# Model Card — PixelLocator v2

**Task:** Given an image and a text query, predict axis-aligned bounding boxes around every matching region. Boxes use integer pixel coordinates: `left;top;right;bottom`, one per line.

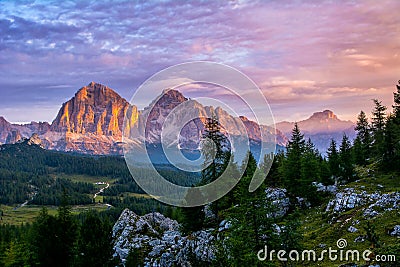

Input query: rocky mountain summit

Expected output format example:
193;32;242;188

276;110;355;153
51;82;138;137
276;110;354;134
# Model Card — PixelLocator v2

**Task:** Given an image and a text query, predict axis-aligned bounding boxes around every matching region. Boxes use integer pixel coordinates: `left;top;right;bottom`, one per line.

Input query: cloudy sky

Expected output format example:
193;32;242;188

0;0;399;124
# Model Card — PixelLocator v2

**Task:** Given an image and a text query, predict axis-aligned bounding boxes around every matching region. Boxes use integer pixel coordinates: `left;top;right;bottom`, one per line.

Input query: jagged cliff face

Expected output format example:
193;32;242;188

0;117;13;144
52;82;138;137
138;89;287;150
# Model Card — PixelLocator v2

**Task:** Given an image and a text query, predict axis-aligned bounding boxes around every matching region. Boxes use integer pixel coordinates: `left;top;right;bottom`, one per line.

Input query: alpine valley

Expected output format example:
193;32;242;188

1;82;399;267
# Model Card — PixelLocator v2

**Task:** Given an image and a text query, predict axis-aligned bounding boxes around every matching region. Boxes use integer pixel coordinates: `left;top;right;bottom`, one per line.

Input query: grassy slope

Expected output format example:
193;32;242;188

297;173;400;267
0;204;109;225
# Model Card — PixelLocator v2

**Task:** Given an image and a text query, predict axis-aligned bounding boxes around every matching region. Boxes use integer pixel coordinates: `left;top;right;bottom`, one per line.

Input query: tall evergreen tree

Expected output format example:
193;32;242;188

392;80;400;119
30;208;59;267
215;151;241;211
354;110;371;165
76;211;117;267
281;123;305;198
301;138;320;182
1;241;30;267
386;80;400;168
263;152;281;187
300;139;322;205
201;116;227;185
327;139;340;183
200;115;228;221
383;114;400;168
371;99;387;159
180;115;228;233
55;191;78;267
319;156;332;185
353;137;365;166
339;134;354;182
279;212;303;256
223;151;277;266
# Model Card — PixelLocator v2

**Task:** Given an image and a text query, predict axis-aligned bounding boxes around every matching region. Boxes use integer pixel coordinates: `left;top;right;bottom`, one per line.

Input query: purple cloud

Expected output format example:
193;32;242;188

0;0;399;123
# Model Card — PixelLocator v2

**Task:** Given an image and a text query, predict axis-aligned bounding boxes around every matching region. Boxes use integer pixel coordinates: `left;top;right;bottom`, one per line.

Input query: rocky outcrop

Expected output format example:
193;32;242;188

390;225;400;237
265;188;290;218
312;182;338;193
326;188;400;218
27;133;43;147
112;209;215;266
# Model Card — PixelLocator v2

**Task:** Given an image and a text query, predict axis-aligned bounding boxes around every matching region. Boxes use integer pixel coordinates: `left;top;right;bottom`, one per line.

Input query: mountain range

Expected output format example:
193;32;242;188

276;110;355;152
0;82;355;156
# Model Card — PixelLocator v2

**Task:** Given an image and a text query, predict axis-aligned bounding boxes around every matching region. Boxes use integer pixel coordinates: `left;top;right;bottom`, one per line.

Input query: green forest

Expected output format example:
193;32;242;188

0;82;400;266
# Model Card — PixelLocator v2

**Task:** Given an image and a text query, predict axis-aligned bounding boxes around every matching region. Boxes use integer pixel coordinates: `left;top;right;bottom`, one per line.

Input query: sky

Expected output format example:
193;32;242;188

0;0;399;124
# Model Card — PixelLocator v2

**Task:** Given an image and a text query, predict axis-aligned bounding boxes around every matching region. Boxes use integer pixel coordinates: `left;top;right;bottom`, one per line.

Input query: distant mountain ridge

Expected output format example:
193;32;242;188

276;110;354;134
275;110;356;153
0;82;287;156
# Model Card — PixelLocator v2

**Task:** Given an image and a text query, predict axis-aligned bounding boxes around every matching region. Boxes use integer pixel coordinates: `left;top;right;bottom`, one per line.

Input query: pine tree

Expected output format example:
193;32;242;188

279;212;302;254
319;156;332;185
354;110;371;165
327;139;340;183
214;151;241;211
386;80;400;168
200;115;228;221
383;114;400;168
30;208;59;267
76;211;117;267
301;138;320;182
55;190;78;267
281;123;305;199
339;134;354;182
1;241;28;267
300;138;322;205
201;116;227;185
393;80;400;119
371;99;387;159
263;152;281;187
353;137;365;166
180;187;205;234
364;220;381;249
223;151;277;266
